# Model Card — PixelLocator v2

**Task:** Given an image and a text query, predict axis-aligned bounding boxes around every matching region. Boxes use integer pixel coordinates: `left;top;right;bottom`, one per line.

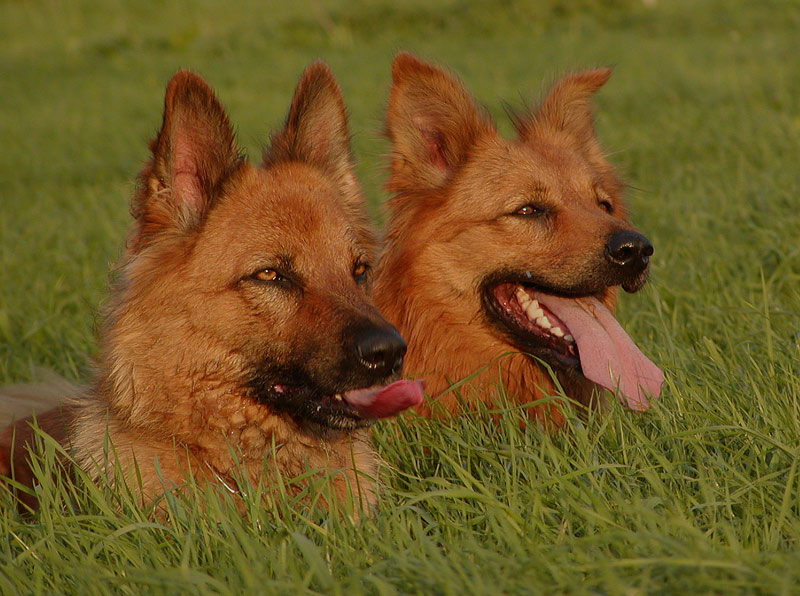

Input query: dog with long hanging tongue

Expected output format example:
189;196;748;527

512;288;663;411
374;53;664;425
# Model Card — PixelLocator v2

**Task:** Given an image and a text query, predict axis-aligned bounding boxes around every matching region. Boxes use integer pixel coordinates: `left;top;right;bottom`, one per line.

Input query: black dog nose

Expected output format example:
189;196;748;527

354;326;407;377
605;230;653;271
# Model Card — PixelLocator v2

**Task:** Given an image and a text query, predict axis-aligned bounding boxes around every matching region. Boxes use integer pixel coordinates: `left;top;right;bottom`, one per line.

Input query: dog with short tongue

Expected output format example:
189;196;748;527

373;54;663;426
0;63;424;515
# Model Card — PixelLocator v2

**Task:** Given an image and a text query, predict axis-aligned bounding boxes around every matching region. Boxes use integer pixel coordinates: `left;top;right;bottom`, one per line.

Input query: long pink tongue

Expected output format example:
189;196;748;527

341;379;424;419
533;293;663;411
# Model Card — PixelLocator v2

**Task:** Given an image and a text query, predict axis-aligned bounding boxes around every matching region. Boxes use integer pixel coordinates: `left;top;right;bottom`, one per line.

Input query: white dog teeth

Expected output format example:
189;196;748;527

516;288;532;309
334;394;343;402
515;285;573;342
526;304;543;320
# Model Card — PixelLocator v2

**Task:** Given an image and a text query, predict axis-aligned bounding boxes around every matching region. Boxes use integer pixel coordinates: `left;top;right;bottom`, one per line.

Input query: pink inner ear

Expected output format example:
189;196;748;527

422;128;448;172
171;131;205;213
173;171;204;213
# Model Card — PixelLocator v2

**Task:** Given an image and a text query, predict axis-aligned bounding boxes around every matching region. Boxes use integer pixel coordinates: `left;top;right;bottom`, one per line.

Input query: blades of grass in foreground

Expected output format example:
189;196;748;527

3;0;800;593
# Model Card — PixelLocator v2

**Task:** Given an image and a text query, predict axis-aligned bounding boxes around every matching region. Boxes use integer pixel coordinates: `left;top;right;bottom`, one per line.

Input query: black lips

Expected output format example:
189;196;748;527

243;322;407;432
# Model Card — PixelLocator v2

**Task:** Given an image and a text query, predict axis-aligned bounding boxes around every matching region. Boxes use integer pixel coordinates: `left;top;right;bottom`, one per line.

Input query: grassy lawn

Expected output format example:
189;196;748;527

2;0;800;593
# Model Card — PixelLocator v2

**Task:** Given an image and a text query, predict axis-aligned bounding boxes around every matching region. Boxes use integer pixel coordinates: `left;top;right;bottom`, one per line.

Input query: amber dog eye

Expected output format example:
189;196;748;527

353;262;369;282
514;204;546;218
252;269;281;283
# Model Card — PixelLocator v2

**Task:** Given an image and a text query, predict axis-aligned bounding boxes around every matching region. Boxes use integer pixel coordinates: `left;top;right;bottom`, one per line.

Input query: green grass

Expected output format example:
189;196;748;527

2;0;800;593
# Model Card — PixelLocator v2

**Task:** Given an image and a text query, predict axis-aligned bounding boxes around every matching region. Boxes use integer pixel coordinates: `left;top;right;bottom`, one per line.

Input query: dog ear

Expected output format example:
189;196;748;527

385;53;494;193
264;61;361;206
513;68;612;152
132;71;241;251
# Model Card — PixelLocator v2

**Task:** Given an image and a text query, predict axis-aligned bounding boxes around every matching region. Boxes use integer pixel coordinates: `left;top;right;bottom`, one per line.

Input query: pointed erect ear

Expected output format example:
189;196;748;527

385;53;494;193
132;70;241;251
264;62;361;204
513;68;612;150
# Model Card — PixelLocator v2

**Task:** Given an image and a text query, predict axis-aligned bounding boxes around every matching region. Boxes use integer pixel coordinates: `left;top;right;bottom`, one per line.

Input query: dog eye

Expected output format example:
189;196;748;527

251;268;282;283
353;262;369;283
599;200;613;214
513;204;546;218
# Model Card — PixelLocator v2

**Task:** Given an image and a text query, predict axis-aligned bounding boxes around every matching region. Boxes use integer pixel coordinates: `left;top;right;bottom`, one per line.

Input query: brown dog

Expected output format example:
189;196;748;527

373;53;662;426
0;63;423;512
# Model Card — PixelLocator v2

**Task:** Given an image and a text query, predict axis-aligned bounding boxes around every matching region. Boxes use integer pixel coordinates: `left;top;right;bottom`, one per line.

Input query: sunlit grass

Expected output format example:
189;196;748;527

2;0;800;593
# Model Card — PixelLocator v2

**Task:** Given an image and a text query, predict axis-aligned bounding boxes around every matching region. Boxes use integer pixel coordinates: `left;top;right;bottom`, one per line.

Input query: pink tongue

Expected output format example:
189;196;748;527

533;293;663;411
341;379;424;419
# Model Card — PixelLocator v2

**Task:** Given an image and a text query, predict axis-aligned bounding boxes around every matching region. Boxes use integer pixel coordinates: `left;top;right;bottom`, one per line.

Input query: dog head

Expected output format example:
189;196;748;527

102;64;422;442
375;54;662;417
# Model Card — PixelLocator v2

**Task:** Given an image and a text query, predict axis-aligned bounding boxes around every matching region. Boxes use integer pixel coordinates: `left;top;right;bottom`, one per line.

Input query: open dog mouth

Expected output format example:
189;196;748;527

484;281;663;411
263;379;424;430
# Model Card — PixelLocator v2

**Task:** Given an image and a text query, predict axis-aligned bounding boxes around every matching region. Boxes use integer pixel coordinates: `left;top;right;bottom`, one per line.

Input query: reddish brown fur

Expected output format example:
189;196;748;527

0;407;72;510
374;54;646;426
1;64;387;514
